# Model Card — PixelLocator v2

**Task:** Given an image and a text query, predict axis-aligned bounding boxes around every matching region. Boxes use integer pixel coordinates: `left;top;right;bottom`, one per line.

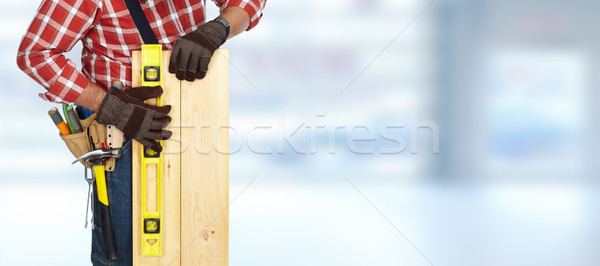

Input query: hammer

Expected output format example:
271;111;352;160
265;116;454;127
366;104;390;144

73;149;121;261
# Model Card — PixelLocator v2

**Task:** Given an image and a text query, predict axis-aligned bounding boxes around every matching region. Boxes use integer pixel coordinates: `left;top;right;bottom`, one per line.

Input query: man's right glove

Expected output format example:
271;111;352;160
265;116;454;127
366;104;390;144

97;86;172;152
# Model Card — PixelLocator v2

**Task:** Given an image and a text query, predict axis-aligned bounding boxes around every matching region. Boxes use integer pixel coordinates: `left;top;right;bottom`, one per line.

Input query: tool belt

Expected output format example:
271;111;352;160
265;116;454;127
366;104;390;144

59;113;116;171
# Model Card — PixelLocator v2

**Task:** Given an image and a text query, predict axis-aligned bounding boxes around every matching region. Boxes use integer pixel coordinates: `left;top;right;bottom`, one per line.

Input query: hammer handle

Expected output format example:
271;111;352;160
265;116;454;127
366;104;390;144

99;203;119;261
93;165;119;261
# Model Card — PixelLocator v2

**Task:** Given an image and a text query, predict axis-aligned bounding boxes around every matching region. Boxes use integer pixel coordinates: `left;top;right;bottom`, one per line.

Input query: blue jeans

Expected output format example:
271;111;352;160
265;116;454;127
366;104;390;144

91;138;133;266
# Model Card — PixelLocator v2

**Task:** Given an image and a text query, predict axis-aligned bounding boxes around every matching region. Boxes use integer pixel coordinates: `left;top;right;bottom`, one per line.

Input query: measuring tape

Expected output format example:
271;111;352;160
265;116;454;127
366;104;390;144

140;44;163;256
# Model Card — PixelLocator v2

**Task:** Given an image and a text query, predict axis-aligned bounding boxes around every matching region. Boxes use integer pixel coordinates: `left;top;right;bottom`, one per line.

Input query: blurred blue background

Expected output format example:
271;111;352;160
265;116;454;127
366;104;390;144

1;0;599;265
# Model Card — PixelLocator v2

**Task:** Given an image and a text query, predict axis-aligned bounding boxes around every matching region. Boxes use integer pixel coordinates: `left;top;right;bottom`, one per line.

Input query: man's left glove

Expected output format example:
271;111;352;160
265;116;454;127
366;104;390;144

168;20;229;82
96;86;172;153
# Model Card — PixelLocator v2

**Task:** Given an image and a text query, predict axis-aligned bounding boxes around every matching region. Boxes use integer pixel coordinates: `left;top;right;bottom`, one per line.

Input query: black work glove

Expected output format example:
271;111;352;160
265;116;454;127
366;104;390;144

97;86;172;153
168;20;228;82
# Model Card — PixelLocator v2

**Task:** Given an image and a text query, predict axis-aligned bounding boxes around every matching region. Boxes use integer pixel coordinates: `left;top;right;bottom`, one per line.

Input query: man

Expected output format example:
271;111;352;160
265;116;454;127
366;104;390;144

16;0;265;264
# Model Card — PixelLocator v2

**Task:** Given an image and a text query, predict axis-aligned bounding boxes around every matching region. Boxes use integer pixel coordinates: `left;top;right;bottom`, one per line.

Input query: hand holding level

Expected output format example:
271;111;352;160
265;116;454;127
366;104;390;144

96;86;172;153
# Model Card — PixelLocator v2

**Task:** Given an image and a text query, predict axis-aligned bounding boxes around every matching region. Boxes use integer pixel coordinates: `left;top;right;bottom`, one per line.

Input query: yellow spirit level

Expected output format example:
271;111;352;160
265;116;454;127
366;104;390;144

140;44;163;256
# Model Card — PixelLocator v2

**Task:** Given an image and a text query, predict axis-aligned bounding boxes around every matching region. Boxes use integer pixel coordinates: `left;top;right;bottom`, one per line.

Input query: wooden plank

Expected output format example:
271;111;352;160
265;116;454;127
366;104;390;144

180;49;229;266
132;51;181;265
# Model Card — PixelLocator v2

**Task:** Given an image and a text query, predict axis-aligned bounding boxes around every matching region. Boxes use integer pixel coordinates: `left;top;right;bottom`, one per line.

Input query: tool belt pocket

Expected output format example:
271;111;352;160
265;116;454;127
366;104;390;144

59;114;116;171
60;114;95;159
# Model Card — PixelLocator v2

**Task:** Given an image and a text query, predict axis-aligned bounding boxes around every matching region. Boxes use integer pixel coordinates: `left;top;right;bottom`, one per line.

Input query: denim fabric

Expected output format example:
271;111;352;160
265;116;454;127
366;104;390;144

91;138;133;266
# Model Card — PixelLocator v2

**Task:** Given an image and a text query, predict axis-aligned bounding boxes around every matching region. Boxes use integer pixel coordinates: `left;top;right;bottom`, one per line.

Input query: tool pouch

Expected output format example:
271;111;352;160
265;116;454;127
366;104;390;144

59;114;116;171
59;114;95;160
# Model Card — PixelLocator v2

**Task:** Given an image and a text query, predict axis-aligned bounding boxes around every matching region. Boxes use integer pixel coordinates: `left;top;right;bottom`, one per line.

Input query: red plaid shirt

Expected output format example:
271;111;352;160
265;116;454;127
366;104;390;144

17;0;265;104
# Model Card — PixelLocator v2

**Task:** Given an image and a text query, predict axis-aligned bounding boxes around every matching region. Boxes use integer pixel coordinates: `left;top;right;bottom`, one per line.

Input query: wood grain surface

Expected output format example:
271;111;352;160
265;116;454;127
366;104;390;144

132;49;229;266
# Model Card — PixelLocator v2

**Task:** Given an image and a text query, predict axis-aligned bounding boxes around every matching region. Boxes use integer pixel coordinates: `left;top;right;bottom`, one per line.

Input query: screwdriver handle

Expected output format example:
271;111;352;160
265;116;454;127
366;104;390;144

48;107;71;135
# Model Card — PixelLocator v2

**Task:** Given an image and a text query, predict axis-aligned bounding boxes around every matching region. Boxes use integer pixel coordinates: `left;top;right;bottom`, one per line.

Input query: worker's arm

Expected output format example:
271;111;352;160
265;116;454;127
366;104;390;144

169;1;266;82
214;0;266;32
74;82;106;112
16;0;103;104
218;6;251;39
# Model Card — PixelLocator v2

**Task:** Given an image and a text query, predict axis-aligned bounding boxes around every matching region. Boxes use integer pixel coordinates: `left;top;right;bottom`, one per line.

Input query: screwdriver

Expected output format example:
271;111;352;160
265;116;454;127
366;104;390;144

48;107;71;135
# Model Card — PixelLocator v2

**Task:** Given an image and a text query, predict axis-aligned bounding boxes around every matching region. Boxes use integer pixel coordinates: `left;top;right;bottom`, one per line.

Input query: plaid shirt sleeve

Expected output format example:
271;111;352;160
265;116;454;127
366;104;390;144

16;0;102;104
212;0;266;30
